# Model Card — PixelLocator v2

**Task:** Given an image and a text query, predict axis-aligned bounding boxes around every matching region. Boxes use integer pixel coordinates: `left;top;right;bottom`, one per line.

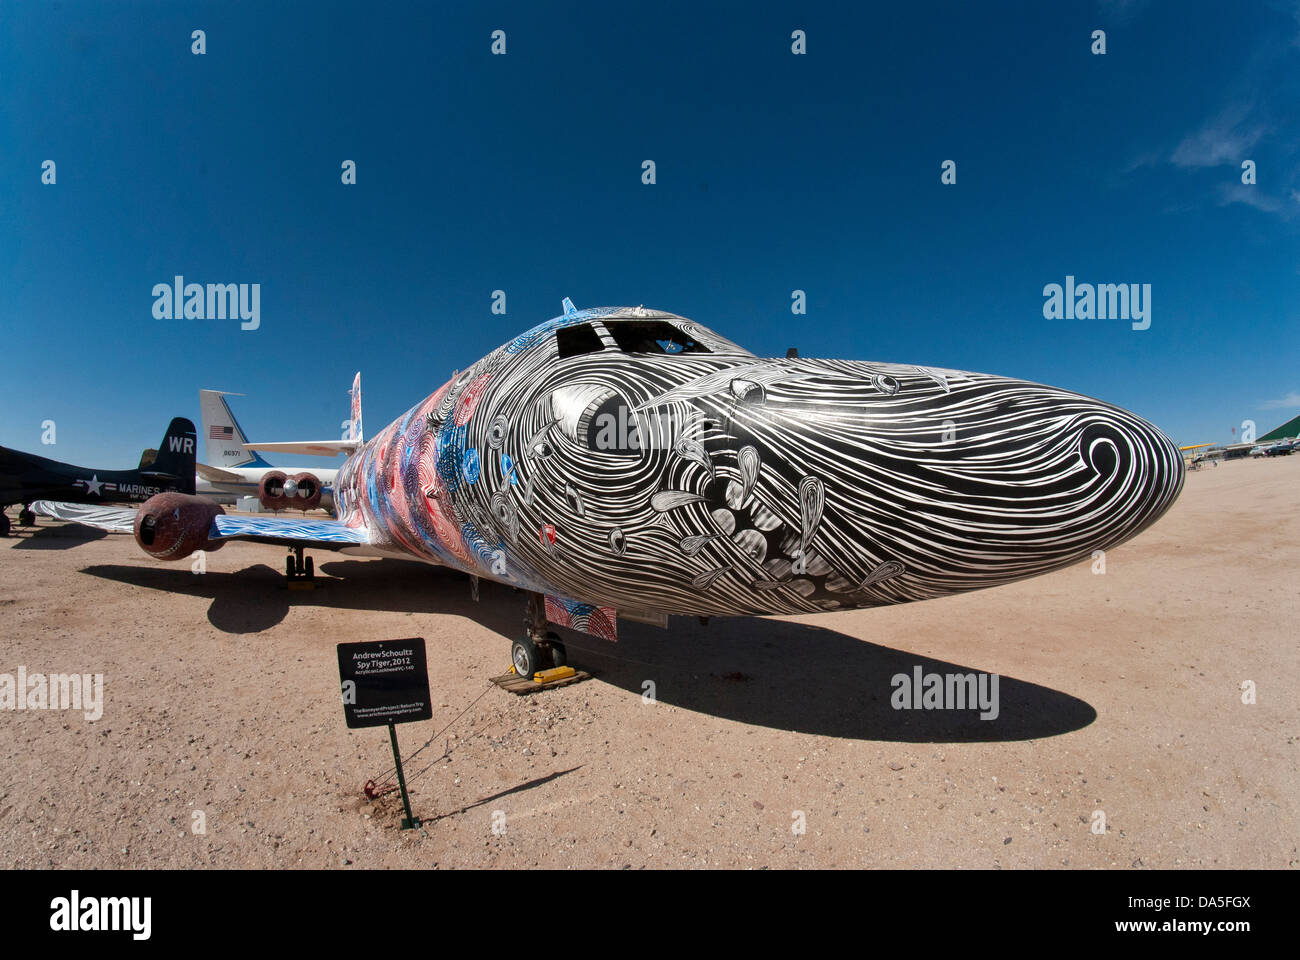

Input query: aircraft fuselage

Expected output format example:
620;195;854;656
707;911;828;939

1;448;189;508
332;307;1184;619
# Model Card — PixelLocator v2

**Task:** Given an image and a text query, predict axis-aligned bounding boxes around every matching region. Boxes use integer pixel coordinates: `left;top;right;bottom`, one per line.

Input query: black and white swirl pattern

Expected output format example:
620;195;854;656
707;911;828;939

343;308;1184;619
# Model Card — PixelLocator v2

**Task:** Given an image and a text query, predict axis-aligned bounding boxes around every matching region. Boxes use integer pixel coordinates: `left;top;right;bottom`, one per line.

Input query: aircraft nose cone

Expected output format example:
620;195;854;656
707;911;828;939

720;361;1185;604
836;369;1187;588
1011;400;1184;565
1068;403;1185;544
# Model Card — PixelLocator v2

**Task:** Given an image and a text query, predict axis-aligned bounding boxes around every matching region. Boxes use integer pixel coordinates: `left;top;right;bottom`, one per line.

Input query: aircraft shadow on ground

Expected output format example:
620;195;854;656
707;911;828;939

10;524;108;549
81;558;1097;743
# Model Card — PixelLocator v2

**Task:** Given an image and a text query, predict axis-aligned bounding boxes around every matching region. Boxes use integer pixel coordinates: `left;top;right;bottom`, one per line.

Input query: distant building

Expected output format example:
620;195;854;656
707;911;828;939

1199;443;1252;461
1259;414;1300;444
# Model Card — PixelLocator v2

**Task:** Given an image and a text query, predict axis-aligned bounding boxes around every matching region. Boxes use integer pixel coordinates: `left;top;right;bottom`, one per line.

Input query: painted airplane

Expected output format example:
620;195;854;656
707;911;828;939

36;302;1184;679
2;418;196;537
195;376;362;513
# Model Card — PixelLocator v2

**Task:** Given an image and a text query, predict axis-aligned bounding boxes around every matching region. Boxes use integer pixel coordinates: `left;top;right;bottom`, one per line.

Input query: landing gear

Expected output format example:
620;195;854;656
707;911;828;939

0;511;9;537
18;505;36;527
286;546;314;582
511;637;543;680
512;592;569;679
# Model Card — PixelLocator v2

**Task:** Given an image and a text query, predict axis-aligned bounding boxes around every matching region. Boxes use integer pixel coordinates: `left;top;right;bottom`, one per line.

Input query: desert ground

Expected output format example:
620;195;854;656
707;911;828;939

1;455;1296;869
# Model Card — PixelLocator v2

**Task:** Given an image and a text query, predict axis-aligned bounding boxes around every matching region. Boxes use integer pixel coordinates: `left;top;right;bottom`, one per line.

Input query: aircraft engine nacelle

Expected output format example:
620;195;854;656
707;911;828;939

288;472;322;510
134;492;225;561
258;470;322;511
258;470;290;510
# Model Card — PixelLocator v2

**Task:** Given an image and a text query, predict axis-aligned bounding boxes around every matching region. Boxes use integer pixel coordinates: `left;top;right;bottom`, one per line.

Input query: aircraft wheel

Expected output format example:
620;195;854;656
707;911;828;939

304;556;314;580
286;555;296;579
18;508;35;527
511;637;542;681
0;513;9;537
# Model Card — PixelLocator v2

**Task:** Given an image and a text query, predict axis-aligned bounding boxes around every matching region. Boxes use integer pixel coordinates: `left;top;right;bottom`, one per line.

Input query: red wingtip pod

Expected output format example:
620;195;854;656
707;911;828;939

289;472;323;511
258;470;289;510
134;492;225;560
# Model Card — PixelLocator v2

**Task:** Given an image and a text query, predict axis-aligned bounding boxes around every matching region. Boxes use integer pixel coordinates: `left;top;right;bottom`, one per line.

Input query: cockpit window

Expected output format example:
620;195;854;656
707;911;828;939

606;321;711;355
556;323;606;358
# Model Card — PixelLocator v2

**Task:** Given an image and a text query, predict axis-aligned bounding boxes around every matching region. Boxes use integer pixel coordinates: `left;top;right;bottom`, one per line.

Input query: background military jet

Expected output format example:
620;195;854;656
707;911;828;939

1;418;196;536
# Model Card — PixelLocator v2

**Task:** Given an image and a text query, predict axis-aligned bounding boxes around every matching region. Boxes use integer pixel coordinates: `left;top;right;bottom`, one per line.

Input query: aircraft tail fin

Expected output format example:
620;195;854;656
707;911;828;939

144;418;198;494
199;389;272;468
345;372;363;445
244;372;366;459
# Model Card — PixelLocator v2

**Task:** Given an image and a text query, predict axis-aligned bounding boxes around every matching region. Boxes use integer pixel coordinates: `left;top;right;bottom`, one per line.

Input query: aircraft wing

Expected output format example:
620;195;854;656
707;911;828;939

32;500;367;550
210;513;367;548
244;440;359;457
196;462;246;483
31;501;137;533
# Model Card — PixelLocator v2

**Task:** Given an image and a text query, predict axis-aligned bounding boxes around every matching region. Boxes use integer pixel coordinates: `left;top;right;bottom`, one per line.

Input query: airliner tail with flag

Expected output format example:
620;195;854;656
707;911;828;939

193;374;361;512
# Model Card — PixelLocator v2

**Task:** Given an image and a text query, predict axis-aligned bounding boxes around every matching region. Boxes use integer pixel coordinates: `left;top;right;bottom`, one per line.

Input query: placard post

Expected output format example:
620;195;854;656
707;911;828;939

387;721;419;830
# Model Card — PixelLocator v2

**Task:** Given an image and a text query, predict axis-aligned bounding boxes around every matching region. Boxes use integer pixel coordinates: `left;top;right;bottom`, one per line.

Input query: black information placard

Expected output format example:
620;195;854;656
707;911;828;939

337;638;432;729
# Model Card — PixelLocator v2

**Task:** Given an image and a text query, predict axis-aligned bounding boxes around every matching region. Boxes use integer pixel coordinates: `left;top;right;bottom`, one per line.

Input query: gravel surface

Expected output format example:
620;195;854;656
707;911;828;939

1;455;1296;869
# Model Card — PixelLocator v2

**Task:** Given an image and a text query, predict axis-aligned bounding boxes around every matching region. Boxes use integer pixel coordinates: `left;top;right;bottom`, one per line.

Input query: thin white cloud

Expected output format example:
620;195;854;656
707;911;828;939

1170;103;1267;168
1151;6;1300;225
1262;391;1300;410
1122;150;1163;173
1218;182;1285;213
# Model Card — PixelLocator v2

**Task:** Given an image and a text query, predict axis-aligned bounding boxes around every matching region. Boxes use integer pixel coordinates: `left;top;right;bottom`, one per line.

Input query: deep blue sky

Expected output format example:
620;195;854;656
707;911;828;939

2;0;1298;468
